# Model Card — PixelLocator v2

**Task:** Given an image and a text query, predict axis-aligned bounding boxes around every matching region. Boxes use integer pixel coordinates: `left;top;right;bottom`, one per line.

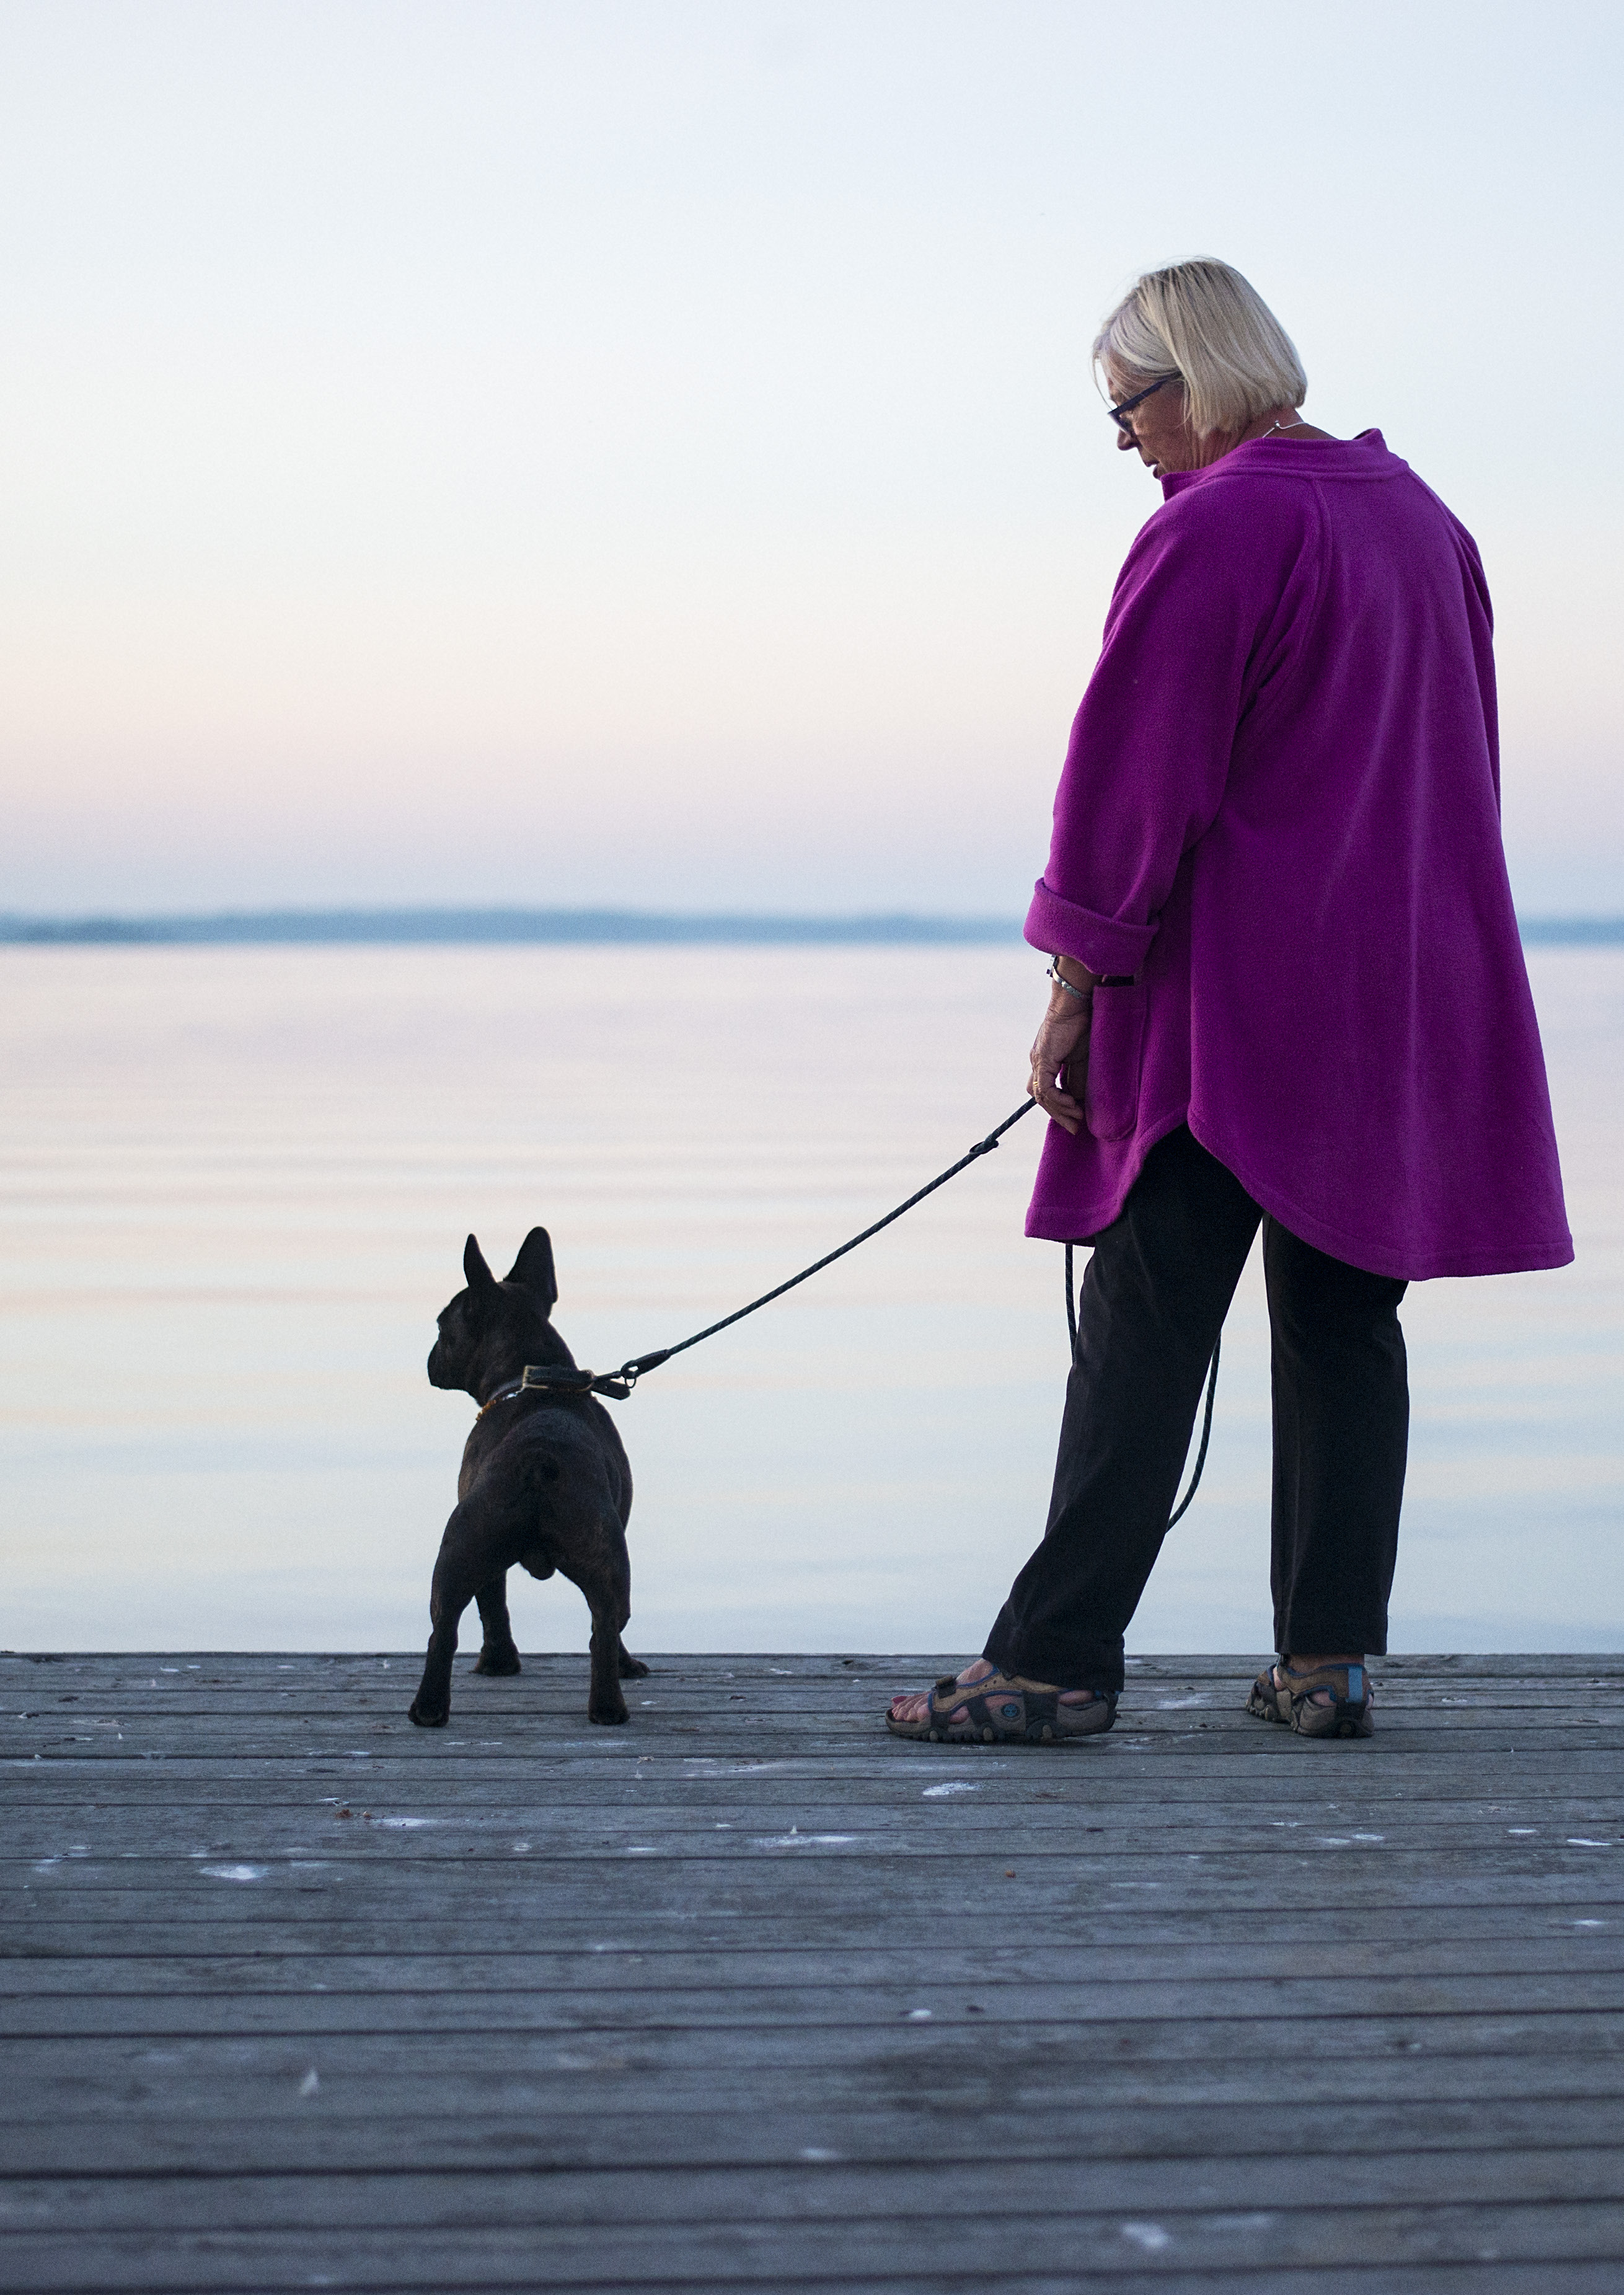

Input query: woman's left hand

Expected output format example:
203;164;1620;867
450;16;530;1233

1029;971;1095;1135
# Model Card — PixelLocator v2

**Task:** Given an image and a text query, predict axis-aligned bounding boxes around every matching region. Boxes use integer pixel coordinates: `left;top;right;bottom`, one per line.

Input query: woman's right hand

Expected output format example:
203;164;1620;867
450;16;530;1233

1029;964;1096;1136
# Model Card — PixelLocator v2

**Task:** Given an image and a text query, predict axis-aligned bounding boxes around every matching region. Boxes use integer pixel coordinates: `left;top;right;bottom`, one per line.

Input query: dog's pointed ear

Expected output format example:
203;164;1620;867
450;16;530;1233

464;1234;497;1291
505;1227;558;1309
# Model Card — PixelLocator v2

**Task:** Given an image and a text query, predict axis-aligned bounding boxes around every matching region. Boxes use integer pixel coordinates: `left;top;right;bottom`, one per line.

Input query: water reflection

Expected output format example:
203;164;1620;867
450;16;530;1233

1;945;1617;1652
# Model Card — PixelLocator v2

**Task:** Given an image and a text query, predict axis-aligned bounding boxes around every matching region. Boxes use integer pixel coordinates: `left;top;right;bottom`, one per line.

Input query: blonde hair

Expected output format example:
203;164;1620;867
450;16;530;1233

1094;259;1308;439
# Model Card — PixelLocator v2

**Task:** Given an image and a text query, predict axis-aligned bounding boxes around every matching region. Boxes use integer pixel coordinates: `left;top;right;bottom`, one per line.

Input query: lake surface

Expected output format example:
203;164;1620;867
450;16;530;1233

2;944;1619;1655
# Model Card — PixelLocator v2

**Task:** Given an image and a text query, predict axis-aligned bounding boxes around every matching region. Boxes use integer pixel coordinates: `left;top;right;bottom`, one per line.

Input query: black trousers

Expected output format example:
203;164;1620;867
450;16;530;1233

983;1126;1408;1694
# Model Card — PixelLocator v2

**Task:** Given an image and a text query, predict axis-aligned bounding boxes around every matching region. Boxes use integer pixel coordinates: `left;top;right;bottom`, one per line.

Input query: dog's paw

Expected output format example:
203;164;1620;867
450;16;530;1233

588;1700;629;1727
474;1647;523;1676
617;1652;651;1679
408;1698;449;1728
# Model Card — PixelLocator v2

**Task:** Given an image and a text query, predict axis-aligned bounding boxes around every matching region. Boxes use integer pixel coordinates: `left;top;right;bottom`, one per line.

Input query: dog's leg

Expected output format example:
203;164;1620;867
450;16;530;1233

567;1543;632;1725
617;1637;650;1679
473;1573;523;1676
409;1501;514;1727
588;1606;630;1723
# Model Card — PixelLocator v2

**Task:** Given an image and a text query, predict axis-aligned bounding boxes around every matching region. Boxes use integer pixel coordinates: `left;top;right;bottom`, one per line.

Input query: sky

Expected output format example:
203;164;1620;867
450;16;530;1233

2;0;1620;918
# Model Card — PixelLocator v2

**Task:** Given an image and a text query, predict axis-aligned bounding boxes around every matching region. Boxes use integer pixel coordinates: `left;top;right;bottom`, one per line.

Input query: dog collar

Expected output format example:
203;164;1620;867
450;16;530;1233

475;1380;527;1420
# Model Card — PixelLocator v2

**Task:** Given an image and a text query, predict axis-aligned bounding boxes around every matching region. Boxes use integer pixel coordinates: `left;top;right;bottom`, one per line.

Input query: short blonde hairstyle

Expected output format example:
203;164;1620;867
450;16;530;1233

1094;259;1308;439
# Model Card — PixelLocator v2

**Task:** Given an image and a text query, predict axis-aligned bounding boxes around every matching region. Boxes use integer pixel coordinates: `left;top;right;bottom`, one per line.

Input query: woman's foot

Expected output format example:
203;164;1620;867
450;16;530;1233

1278;1652;1366;1708
889;1658;1103;1728
886;1659;1115;1743
1248;1654;1374;1738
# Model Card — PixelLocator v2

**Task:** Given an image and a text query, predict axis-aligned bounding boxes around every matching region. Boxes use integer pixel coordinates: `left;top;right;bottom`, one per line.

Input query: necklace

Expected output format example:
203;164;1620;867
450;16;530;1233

1260;415;1310;440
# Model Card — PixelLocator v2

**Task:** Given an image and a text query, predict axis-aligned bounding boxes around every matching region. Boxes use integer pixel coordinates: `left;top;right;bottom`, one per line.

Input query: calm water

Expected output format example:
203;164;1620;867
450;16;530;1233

2;945;1619;1654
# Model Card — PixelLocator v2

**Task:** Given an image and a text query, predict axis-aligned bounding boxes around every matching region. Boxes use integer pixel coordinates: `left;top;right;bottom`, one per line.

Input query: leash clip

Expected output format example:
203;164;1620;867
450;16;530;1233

519;1362;637;1403
519;1363;595;1397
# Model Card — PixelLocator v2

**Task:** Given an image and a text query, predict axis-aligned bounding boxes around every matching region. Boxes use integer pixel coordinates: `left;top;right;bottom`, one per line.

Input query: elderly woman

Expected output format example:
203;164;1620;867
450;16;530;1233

889;258;1571;1747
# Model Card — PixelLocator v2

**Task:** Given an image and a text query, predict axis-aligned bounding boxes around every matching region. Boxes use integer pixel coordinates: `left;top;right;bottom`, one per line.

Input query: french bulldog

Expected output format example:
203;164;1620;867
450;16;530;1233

408;1228;647;1728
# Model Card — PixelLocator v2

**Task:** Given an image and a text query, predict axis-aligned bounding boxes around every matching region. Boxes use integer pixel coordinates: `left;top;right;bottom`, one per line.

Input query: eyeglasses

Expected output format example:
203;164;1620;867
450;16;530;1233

1109;373;1180;431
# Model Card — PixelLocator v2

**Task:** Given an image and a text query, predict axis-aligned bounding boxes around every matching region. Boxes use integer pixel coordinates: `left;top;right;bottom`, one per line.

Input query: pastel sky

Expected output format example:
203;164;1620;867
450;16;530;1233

2;0;1620;916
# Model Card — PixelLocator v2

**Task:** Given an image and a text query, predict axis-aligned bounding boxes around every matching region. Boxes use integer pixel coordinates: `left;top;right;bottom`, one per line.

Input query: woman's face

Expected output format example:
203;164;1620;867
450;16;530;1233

1105;363;1216;477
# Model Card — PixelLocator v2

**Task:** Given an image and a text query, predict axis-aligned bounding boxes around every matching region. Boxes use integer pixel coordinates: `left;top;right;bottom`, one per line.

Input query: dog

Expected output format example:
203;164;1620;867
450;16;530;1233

408;1228;648;1729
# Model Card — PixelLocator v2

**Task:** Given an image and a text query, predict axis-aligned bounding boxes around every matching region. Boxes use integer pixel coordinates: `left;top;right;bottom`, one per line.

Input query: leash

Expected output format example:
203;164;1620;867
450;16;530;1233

1065;1241;1220;1526
517;1095;1220;1527
519;1098;1040;1401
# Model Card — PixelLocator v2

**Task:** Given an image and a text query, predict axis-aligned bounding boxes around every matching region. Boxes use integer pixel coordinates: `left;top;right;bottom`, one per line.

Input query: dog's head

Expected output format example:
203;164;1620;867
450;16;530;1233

427;1228;575;1398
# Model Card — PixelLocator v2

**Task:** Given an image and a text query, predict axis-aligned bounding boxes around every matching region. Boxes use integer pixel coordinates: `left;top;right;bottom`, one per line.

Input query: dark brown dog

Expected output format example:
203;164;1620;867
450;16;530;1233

408;1229;647;1728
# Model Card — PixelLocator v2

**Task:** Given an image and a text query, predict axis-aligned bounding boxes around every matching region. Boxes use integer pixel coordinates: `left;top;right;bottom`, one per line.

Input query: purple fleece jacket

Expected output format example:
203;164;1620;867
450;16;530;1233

1025;430;1572;1280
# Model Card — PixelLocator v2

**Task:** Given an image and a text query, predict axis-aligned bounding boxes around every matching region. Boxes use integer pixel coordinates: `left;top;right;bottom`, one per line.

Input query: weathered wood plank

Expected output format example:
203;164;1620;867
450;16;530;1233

9;1903;1620;1960
1;1760;1617;1803
7;2087;1624;2167
8;2147;1624;2230
9;1684;1623;1721
8;1770;1623;1808
5;2195;1624;2289
10;1766;1620;1804
7;1934;1623;1994
6;2014;1624;2110
6;1775;1618;1811
9;1967;1624;2038
0;2094;1617;2175
12;2269;1624;2295
17;2064;1624;2135
10;1895;1623;1953
12;1815;1620;1860
6;2271;1611;2295
9;1808;1613;1853
10;1864;1623;1922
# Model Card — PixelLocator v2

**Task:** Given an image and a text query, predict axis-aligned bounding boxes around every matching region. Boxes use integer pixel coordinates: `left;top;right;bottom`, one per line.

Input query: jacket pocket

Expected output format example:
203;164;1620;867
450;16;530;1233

1084;981;1147;1142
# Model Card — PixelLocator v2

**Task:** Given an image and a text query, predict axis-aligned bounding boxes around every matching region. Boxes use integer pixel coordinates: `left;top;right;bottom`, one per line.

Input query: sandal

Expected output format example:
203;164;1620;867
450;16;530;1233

886;1669;1118;1745
1247;1657;1374;1740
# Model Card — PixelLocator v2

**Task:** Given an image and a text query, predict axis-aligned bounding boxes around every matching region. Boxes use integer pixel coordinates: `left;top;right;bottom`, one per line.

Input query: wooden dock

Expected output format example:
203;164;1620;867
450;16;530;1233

3;1650;1623;2290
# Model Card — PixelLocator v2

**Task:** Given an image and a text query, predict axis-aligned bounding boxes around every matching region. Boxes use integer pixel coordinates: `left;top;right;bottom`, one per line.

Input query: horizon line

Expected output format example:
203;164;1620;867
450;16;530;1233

0;904;1023;947
0;905;1620;947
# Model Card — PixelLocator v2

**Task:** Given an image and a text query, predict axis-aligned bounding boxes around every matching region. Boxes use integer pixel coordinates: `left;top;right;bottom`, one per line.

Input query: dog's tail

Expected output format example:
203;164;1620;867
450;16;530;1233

498;1447;565;1585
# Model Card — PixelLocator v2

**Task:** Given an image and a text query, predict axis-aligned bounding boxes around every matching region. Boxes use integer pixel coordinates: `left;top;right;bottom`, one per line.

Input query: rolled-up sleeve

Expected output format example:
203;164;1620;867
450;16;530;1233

1024;880;1159;976
1025;495;1271;971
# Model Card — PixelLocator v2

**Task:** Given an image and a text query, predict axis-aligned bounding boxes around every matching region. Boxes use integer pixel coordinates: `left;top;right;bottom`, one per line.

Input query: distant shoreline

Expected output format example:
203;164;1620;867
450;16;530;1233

0;908;1019;947
0;907;1618;947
